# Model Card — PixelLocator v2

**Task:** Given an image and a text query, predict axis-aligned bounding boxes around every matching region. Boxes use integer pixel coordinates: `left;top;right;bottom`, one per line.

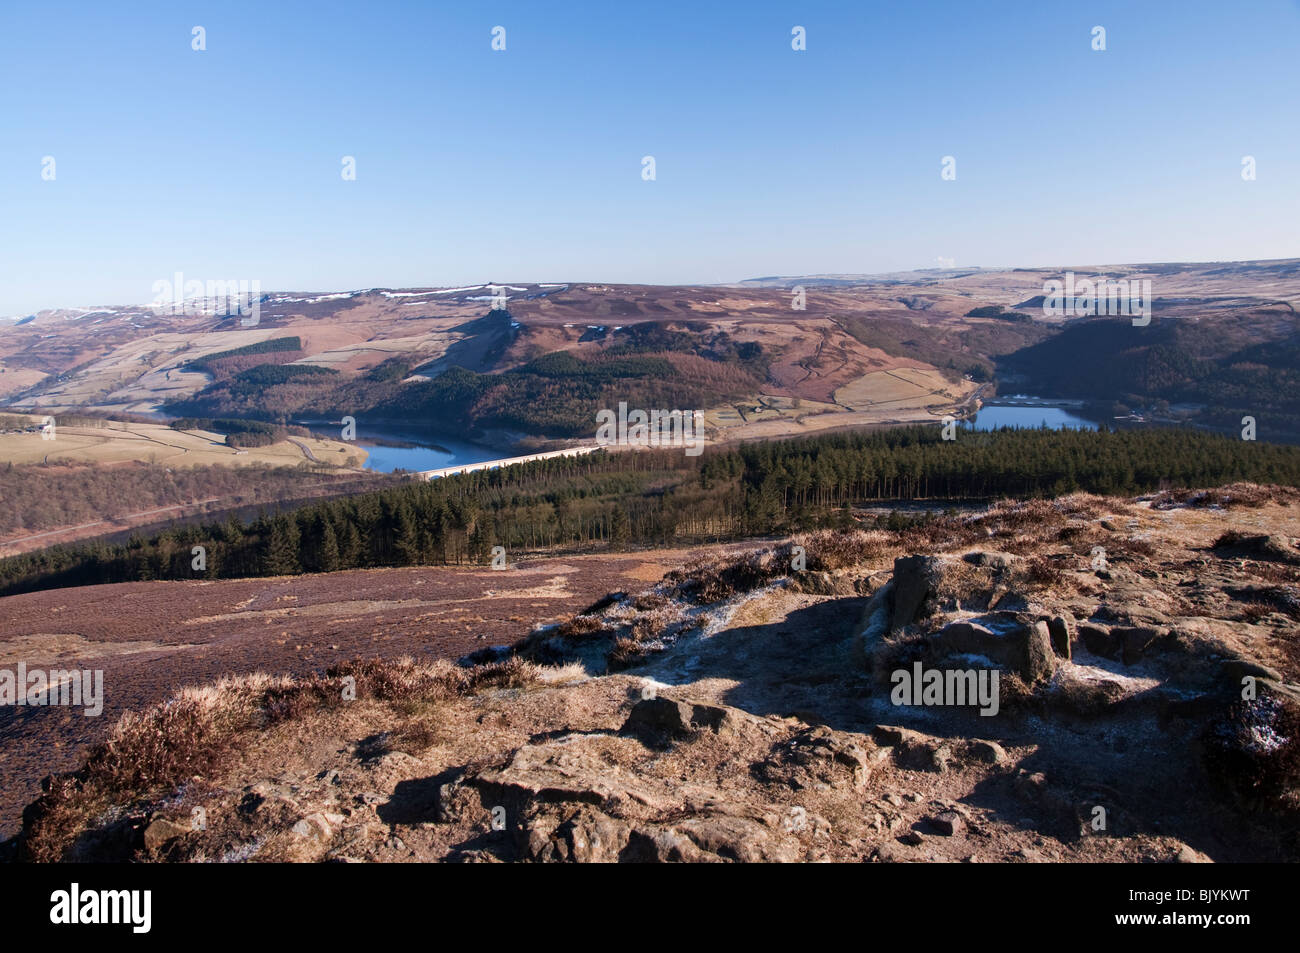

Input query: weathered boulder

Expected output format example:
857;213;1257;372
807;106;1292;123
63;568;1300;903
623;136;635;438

291;813;334;843
929;810;964;837
683;702;747;736
528;807;632;863
755;725;874;790
436;735;668;826
872;725;953;773
963;551;1018;571
1077;622;1119;659
1174;842;1212;864
622;826;716;862
1047;616;1073;659
855;581;895;672
890;555;950;631
672;814;800;863
1112;625;1170;665
990;590;1032;612
872;724;928;747
620;697;747;744
142;817;190;851
963;739;1009;765
562;809;808;863
620;697;695;739
1213;533;1300;565
931;615;1057;683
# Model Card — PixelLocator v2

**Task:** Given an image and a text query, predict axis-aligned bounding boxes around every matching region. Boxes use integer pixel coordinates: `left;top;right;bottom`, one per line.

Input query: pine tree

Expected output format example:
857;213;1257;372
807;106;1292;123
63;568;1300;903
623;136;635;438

394;504;422;565
609;505;628;546
318;520;340;572
338;520;363;568
303;513;341;573
260;515;301;576
222;514;244;544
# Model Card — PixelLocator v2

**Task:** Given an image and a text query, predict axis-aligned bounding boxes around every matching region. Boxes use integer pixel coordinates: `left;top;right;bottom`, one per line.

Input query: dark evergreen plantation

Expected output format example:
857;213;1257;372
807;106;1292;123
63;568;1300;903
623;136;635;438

3;425;1298;597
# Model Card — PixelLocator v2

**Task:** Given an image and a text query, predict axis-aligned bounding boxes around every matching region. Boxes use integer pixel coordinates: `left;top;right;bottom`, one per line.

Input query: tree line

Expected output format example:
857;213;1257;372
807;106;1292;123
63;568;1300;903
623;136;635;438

2;425;1298;597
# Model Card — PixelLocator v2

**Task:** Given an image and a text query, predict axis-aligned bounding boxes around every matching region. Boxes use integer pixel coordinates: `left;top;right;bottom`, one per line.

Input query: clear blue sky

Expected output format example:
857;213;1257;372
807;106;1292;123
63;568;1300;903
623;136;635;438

3;0;1299;314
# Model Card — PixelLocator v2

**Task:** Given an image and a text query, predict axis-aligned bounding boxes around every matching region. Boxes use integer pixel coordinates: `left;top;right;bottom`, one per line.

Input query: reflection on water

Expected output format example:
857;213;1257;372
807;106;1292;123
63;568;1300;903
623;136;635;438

302;423;511;473
969;403;1098;431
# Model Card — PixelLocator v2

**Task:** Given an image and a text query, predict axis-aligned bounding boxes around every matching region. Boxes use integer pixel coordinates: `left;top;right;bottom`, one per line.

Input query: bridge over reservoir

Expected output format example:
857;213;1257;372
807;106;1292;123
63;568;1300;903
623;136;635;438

416;445;603;480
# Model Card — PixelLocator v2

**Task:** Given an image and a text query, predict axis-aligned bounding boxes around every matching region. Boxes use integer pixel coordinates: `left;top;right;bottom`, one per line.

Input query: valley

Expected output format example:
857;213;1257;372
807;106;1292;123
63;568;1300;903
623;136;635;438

5;261;1297;450
3;259;1299;868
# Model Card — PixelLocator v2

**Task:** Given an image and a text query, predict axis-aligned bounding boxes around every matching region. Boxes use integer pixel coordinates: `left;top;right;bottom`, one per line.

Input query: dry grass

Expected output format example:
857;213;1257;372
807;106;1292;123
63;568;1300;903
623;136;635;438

608;636;649;670
798;529;895;571
897;516;985;553
1117;537;1158;559
1249;563;1300;585
983;498;1070;536
666;546;794;604
547;614;615;641
1229;585;1300;622
631;591;672;612
1018;554;1066;590
607;606;706;672
18;655;542;861
1242;602;1274;624
932;559;990;606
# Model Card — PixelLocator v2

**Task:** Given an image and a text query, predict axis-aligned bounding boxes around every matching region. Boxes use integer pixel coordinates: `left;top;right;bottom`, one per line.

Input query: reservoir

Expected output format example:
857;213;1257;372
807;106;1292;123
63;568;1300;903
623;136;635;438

300;422;512;473
303;396;1098;473
968;400;1098;432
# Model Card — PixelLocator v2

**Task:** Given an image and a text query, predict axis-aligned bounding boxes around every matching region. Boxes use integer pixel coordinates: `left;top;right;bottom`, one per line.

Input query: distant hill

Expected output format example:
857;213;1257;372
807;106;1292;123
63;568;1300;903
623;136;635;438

3;259;1299;442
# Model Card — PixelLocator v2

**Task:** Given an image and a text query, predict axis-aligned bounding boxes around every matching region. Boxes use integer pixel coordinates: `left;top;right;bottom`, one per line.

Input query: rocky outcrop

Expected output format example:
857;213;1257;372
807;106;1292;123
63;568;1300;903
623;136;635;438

1212;533;1300;565
755;725;878;790
931;615;1057;684
434;728;808;863
1046;616;1073;659
620;697;750;745
1077;621;1172;665
1077;621;1117;658
871;725;1009;774
13;493;1300;865
963;551;1018;571
890;555;951;631
142;817;190;852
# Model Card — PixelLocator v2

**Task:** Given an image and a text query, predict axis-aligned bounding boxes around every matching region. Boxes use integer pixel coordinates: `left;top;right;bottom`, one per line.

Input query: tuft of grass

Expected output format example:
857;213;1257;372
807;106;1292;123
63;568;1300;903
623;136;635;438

1242;602;1273;623
549;614;614;640
666;545;793;604
798;529;895;571
1019;554;1065;589
608;636;649;670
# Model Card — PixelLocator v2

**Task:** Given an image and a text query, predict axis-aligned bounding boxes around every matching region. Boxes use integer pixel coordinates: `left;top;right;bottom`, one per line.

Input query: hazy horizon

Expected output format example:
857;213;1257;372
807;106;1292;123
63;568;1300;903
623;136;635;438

13;252;1300;317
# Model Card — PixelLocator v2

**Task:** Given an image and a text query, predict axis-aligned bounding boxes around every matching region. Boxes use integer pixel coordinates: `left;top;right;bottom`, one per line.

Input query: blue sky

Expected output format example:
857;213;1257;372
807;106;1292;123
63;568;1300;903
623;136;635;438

3;0;1299;313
